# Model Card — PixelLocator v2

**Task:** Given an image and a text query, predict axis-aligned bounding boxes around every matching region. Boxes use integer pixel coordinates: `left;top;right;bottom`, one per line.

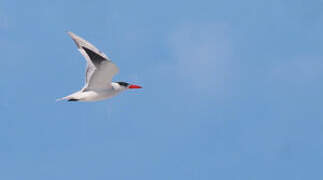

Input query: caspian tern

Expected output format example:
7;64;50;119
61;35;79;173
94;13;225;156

57;32;142;102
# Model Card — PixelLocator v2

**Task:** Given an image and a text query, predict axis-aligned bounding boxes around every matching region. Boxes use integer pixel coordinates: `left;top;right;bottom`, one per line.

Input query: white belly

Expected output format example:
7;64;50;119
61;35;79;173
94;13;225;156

77;89;120;102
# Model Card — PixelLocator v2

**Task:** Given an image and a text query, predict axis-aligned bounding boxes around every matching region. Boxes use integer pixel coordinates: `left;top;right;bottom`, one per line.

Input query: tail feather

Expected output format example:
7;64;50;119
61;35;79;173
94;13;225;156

56;91;82;102
56;96;69;102
56;92;80;102
56;97;80;102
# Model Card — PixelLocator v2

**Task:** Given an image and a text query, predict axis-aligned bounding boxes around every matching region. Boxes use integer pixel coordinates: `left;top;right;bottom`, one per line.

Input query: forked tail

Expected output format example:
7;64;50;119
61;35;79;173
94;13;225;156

56;91;83;102
56;97;79;102
56;95;79;102
56;96;68;102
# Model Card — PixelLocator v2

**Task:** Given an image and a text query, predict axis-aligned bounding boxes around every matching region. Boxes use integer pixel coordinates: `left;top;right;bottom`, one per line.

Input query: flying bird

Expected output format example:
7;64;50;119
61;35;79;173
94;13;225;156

57;32;142;102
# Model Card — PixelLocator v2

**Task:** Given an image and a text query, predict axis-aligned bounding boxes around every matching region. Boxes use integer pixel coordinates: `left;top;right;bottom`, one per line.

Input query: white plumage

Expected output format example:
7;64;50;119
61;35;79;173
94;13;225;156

57;32;141;102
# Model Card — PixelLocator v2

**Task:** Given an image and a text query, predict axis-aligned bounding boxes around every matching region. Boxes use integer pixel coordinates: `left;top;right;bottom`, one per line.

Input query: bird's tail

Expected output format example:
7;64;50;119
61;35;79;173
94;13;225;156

56;96;80;102
56;96;69;102
56;92;81;102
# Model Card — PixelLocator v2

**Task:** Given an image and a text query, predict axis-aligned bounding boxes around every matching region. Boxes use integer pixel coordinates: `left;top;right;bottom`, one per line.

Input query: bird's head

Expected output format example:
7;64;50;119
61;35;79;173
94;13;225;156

116;82;142;90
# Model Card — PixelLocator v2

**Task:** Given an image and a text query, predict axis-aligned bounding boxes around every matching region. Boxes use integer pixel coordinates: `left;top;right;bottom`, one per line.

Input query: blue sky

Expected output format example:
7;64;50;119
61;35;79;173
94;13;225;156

1;0;323;179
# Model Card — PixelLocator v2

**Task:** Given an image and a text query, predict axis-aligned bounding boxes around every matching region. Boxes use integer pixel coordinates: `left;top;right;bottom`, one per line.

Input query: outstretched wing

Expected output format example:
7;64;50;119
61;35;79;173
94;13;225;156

67;31;119;90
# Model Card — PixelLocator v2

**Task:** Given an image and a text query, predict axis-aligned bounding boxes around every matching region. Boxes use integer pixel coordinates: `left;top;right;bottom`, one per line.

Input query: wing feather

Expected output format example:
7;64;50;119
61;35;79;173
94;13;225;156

67;31;119;90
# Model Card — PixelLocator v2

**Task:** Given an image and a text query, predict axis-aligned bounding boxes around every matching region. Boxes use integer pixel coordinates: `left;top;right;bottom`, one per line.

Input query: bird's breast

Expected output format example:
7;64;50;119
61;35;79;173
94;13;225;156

80;89;120;101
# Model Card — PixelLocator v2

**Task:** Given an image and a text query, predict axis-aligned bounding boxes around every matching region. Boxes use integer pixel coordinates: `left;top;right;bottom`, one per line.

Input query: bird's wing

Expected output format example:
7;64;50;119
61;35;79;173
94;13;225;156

67;31;119;90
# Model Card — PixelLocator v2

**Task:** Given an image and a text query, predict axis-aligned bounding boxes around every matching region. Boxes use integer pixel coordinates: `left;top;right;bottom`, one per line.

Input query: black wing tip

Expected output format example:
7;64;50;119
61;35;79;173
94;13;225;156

82;46;107;64
68;98;79;102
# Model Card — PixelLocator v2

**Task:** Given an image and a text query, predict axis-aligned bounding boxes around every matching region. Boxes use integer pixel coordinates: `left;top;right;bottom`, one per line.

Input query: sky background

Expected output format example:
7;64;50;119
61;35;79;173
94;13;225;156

1;0;323;179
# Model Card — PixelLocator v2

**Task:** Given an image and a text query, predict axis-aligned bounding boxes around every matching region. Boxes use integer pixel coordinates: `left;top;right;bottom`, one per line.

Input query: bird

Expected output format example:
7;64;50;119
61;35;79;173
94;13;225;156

57;31;142;102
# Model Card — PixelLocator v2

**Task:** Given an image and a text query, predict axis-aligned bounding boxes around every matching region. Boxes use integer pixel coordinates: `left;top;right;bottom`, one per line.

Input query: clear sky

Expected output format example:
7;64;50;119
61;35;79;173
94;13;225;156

1;0;323;179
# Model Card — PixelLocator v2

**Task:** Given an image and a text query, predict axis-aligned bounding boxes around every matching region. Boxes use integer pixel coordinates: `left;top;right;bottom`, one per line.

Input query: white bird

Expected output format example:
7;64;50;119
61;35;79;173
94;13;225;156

57;32;142;102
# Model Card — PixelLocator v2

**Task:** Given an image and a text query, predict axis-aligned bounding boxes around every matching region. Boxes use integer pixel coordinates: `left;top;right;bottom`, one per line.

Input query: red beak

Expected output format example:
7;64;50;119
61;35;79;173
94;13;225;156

128;84;142;89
